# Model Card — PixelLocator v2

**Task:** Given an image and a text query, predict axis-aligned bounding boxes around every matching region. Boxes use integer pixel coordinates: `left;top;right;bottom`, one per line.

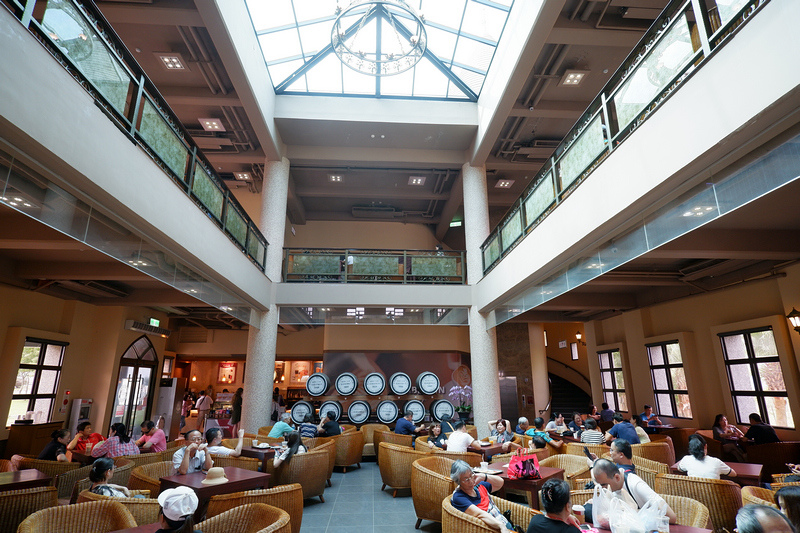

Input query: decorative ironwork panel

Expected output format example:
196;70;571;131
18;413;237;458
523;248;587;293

483;236;500;269
500;210;522;252
138;98;189;179
352;255;399;276
224;202;247;247
557;114;605;190
412;256;457;276
291;255;340;275
192;165;223;220
523;172;556;227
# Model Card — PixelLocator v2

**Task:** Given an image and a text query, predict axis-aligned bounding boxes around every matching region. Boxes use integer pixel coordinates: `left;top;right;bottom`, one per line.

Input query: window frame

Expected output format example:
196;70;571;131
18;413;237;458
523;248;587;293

597;348;628;412
718;326;794;429
646;339;692;419
9;337;67;426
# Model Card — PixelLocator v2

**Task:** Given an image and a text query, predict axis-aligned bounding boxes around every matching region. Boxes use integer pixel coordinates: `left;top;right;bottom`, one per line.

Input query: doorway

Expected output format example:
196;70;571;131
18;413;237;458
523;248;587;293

111;336;158;439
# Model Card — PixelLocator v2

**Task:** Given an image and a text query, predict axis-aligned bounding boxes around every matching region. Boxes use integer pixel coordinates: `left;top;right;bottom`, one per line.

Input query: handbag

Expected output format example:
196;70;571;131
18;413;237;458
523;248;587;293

507;449;541;480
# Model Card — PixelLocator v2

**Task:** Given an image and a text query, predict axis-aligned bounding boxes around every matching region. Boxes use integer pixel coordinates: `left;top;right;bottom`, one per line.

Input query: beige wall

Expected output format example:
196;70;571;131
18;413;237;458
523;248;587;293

283;220;442;250
544;322;590;393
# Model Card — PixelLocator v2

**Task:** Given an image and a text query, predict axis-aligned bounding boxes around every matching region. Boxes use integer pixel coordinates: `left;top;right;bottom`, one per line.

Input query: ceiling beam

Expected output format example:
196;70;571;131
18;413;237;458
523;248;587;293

485;158;546;172
645;229;800;260
159;86;242;107
15;261;152;281
547;23;645;47
286;145;468;167
96;4;205;26
294;187;451;201
91;289;203;306
0;239;87;251
203;150;265;164
304;211;440;224
535;291;637;310
508;101;586;119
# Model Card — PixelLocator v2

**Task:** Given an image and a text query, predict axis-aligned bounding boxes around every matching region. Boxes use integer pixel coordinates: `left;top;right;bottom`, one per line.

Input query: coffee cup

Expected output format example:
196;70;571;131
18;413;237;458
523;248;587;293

252;439;259;447
572;504;584;523
480;461;488;470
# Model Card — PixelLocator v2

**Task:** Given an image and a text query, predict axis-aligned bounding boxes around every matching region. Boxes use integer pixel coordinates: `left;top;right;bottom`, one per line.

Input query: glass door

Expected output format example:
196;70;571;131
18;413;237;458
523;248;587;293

110;336;158;439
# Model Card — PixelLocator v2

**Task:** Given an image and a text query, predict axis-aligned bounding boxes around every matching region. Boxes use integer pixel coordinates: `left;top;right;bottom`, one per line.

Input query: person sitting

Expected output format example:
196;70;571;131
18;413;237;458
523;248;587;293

450;459;514;531
173;430;213;474
604;413;640;444
156;486;200;533
396;410;425;435
568;413;583;436
588;405;602;421
580;418;605;444
775;486;800;532
91;423;139;458
678;434;736;479
67;422;105;454
488;419;521;453
447;420;482;453
530;436;547;451
599;402;615;422
317;411;341;437
206;428;244;457
736;504;795;533
426;423;447;449
440;414;456;434
515;417;530;435
743;412;781;445
273;431;307;468
89;457;135;498
39;429;70;462
525;417;563;450
526;478;581;533
631;415;651;444
639;404;662;430
298;413;318;439
136;420;167;453
268;413;295;438
587;438;634;474
587;458;677;525
712;413;747;462
545;413;567;433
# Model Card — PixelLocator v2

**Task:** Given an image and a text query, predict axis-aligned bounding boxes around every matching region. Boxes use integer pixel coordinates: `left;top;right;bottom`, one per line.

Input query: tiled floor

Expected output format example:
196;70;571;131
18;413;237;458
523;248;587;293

299;459;442;533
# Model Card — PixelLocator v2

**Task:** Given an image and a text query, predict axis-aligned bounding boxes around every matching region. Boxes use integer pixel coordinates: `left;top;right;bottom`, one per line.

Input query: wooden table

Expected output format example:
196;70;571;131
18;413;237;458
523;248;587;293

159;466;270;521
0;469;52;491
110;523;159;533
670;460;762;486
239;445;277;471
70;451;95;465
596;526;710;533
487;462;564;510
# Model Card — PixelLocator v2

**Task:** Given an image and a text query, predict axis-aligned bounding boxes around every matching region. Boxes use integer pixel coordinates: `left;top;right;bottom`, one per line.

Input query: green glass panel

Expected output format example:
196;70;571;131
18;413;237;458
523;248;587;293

523;172;555;227
612;350;622;368
666;343;683;364
20;344;40;365
750;329;778;358
192;165;223;220
558;115;605;190
716;0;749;29
224;204;247;247
352;256;398;276
139;98;189;179
411;256;457;276
41;0;132;115
291;255;340;275
613;13;693;130
483;236;500;268
500;210;522;252
247;229;266;265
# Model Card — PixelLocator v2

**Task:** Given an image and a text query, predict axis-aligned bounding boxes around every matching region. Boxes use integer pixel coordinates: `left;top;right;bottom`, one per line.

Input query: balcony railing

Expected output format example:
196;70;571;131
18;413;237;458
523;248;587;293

480;0;769;274
283;248;466;284
3;0;268;271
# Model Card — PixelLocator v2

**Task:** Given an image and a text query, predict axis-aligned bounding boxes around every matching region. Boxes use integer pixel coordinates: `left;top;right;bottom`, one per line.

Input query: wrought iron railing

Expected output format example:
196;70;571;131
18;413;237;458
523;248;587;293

283;248;466;284
3;0;268;271
480;0;769;274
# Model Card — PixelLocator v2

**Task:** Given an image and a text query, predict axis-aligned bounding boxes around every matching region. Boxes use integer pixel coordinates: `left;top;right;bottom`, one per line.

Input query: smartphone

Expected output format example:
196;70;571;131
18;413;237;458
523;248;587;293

579;525;592;531
583;446;593;459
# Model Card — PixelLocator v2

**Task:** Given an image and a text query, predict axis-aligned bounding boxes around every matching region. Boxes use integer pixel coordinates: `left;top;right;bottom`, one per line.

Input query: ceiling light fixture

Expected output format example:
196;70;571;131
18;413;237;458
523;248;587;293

157;53;187;70
495;179;515;188
235;172;251;181
560;69;590;86
787;308;800;335
199;118;225;132
329;174;343;183
408;176;426;186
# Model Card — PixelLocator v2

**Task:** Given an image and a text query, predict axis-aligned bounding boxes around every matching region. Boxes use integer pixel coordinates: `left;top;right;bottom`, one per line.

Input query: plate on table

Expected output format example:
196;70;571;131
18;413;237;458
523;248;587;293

254;443;270;449
480;441;492;446
472;468;504;475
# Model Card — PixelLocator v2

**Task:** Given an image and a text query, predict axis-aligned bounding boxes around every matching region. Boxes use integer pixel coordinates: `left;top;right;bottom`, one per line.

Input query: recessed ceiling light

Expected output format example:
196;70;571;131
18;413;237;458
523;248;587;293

495;179;515;188
560;69;589;86
329;174;343;183
408;176;426;186
199;118;225;131
235;172;251;181
157;53;187;70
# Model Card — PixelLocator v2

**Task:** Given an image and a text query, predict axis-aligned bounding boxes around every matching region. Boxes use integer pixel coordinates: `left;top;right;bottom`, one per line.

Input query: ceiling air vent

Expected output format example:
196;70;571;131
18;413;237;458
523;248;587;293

352;205;399;219
124;320;172;337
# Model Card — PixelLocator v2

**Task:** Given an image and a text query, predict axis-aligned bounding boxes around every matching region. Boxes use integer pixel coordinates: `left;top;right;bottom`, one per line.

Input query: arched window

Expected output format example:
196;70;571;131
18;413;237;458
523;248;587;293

110;336;158;439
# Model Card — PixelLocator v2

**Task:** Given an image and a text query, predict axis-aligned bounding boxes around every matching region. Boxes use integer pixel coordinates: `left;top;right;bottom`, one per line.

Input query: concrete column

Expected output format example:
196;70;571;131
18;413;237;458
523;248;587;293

462;162;499;439
242;158;289;433
528;323;550;419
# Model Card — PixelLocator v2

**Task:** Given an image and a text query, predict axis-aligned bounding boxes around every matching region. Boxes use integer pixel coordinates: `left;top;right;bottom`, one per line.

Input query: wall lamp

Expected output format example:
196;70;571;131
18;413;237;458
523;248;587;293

787;308;800;335
575;331;586;346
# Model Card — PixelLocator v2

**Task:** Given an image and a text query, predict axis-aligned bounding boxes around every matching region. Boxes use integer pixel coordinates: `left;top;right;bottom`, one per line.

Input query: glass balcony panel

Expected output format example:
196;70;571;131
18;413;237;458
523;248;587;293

596;225;648;274
523;171;555;228
483;235;500;268
247;228;266;266
138;97;189;180
643;184;718;250
84;210;143;259
500;209;522;252
411;256;458;277
192;165;224;220
565;253;602;289
557;114;605;190
352;255;400;276
224;201;247;247
715;0;750;28
290;254;341;276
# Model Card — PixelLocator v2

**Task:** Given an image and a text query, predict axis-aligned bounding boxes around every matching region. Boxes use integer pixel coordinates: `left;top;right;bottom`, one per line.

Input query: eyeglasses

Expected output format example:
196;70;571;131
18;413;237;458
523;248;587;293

188;435;203;442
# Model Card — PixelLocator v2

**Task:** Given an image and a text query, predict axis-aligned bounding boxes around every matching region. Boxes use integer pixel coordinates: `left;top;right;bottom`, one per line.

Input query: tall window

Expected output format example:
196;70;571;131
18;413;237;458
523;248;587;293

8;338;67;426
719;327;794;428
598;349;627;411
647;341;692;419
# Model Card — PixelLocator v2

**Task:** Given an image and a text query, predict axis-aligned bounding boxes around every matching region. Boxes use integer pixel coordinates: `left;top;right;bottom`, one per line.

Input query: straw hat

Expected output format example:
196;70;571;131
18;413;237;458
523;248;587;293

201;466;229;485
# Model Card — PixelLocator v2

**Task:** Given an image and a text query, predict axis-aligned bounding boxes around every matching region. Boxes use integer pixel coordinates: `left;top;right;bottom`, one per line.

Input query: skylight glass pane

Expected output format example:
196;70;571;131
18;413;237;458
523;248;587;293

426;26;458;63
412;58;449;97
307;53;344;93
453;38;493;74
445;80;471;100
462;1;508;43
342;66;376;94
299;22;333;58
259;29;302;63
247;0;295;31
285;75;309;93
268;58;305;87
380;66;414;96
420;0;466;32
293;0;338;24
451;65;484;94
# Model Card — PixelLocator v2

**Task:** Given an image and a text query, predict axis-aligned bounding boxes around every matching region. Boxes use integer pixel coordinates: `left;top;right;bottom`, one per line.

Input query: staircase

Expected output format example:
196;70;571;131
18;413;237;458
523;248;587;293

549;374;591;416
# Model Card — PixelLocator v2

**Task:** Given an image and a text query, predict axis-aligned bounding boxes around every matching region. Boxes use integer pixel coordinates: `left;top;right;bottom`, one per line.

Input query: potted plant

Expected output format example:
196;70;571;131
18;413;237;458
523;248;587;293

448;385;473;421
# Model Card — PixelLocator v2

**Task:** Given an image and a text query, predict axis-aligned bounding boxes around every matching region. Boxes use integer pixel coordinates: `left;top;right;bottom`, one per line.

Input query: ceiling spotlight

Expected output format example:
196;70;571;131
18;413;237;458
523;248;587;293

495;179;515;188
408;176;426;186
329;174;343;183
560;69;590;86
199;118;225;131
157;53;187;70
235;172;251;181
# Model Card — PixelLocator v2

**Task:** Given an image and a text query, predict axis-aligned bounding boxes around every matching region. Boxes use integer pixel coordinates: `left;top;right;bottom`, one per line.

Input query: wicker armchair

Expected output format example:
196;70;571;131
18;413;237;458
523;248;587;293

661;428;699;460
340;424;357;434
568;489;594;506
747;442;800;482
54;463;92;500
116;452;162;469
197;502;291;533
165;440;184;451
257;426;274;436
0;459;12;472
490;448;549;464
303;438;335;487
412;455;456;528
360;423;389;458
332;430;364;472
18;457;79;496
655;473;742;533
695;430;724;459
432;449;483;467
272;448;328;502
17;500;137;533
565;442;608;459
77;489;157;524
222;437;258;449
742;486;778;508
538;455;591;489
374;430;413;465
662;494;712;528
0;486;57;533
208;484;303;533
378;442;430;497
772;473;800;488
129;461;175;494
71;460;135;504
442;494;538;533
210;454;261;471
631;440;675;466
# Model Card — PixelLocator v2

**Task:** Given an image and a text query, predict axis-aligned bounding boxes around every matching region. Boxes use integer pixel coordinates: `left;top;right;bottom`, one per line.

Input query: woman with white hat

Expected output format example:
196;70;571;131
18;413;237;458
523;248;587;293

156;486;200;533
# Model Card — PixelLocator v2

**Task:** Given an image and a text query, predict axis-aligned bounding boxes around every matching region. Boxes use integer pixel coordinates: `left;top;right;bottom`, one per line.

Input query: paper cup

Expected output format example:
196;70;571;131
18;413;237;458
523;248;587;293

572;504;584;524
252;439;259;446
480;461;488;470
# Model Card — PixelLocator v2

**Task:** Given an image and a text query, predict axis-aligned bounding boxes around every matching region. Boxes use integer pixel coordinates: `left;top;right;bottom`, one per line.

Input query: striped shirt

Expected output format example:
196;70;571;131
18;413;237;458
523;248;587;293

581;429;605;444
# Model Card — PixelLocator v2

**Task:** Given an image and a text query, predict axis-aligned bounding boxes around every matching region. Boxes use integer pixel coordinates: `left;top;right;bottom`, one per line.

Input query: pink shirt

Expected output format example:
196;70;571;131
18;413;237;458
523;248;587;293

141;428;167;452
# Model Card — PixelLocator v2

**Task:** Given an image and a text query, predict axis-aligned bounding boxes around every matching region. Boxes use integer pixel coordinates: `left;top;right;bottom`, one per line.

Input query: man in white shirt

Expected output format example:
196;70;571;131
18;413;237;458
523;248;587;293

446;421;482;453
173;429;213;474
205;428;245;457
195;391;213;432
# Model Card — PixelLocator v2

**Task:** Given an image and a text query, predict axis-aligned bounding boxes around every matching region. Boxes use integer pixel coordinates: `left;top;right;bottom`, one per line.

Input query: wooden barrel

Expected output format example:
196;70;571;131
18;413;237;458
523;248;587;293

363;372;386;396
429;399;456;422
290;400;314;424
376;400;400;424
403;399;426;423
347;400;371;424
416;371;440;395
388;372;412;395
319;400;343;422
334;372;358;396
305;373;330;396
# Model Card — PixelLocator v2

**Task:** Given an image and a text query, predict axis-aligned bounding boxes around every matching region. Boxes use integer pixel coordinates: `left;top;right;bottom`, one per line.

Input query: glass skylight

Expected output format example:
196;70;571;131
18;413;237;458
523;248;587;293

245;0;514;100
